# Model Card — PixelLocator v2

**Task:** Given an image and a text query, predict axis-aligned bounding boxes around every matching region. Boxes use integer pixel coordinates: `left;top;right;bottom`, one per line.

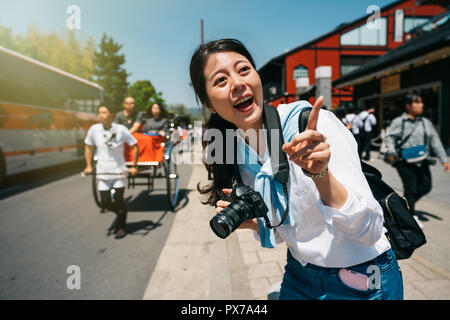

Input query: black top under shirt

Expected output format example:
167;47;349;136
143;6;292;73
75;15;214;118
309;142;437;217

142;117;168;134
114;110;143;129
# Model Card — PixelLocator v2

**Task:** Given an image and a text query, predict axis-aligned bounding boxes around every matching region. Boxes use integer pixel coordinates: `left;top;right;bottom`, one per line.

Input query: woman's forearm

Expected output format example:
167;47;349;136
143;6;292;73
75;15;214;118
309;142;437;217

313;171;348;209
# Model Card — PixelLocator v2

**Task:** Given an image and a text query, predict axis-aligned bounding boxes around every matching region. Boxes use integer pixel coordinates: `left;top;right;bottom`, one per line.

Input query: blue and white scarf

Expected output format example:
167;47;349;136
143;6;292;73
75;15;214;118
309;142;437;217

237;100;311;248
235;101;311;248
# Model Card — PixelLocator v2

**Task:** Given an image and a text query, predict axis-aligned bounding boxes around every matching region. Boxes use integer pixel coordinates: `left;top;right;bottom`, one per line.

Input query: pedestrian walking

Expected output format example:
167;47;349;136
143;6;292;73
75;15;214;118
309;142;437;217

342;106;361;144
385;93;449;227
83;105;139;239
356;105;377;161
189;39;403;300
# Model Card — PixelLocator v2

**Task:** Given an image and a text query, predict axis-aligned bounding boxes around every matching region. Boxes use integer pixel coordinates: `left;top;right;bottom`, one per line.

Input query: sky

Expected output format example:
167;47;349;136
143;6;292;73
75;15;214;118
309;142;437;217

0;0;394;109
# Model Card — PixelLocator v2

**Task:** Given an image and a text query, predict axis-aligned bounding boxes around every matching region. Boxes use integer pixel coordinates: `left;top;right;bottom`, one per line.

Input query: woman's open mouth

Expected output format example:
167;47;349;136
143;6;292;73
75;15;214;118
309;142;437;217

233;95;254;113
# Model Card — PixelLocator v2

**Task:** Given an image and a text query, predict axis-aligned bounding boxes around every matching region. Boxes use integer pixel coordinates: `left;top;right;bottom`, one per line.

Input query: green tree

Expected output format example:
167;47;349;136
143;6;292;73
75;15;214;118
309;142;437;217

81;36;96;80
93;33;129;112
0;25;14;48
128;80;166;112
0;24;96;81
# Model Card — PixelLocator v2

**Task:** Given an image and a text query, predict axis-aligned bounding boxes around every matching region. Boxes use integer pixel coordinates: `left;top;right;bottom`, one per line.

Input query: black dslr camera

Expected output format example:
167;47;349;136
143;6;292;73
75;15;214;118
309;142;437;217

210;185;269;239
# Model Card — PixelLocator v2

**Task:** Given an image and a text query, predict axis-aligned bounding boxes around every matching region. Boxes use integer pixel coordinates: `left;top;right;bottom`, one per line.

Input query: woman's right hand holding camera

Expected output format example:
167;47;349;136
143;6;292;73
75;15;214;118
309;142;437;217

216;188;259;232
215;188;232;214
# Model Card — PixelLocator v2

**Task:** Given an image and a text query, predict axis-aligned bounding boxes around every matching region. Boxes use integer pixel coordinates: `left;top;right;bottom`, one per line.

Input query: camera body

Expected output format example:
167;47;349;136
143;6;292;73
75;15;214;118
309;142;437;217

210;184;268;239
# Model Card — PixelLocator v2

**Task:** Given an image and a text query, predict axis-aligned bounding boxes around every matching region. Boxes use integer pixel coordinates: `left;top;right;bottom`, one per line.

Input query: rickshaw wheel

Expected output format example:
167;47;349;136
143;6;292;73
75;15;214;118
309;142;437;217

92;166;106;211
165;157;179;211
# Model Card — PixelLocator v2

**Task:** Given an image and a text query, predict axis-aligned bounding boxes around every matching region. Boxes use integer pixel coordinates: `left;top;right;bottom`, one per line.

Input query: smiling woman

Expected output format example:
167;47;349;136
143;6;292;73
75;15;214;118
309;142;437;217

189;39;259;206
203;50;264;132
189;38;404;300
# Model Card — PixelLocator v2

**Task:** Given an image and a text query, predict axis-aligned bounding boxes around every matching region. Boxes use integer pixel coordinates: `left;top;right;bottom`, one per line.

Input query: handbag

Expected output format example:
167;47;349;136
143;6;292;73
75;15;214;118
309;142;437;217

298;107;426;260
396;118;429;164
400;144;428;163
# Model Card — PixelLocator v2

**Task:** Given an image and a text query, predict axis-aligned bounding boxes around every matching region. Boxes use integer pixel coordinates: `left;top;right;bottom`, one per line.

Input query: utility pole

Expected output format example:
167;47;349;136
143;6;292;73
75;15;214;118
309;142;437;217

201;19;204;45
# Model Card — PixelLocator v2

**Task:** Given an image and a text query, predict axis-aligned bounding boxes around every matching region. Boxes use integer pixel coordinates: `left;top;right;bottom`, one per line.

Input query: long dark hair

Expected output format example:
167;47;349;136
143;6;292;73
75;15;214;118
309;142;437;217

146;102;168;119
189;39;257;206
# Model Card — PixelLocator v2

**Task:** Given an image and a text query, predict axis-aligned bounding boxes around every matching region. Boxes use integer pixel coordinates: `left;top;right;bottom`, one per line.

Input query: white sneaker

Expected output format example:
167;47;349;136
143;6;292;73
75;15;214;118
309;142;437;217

413;215;424;229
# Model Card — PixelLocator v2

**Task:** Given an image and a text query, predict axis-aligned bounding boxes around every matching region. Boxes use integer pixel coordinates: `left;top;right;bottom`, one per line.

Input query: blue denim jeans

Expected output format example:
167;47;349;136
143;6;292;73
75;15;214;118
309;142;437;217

279;248;403;300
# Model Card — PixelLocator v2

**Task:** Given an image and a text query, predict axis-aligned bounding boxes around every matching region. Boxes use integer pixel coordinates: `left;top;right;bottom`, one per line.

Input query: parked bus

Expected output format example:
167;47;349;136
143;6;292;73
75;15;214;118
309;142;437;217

0;45;103;187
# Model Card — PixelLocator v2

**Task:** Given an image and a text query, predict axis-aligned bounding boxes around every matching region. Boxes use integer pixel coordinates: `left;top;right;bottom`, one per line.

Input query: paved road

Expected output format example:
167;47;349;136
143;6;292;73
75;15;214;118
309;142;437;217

0;160;193;299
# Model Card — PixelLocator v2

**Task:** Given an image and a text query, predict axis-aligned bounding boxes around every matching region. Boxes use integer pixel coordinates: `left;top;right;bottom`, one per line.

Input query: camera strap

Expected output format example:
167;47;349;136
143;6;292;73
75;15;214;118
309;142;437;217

233;104;291;229
262;104;291;228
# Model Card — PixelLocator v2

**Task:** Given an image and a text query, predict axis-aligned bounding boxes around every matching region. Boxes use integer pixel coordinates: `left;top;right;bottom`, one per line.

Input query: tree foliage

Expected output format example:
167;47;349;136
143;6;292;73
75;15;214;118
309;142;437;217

0;24;95;80
128;80;165;112
93;33;129;112
0;25;170;115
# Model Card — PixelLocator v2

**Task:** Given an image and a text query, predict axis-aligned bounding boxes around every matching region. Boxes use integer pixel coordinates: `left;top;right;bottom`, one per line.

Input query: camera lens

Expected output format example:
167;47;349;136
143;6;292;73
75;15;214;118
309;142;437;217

210;214;233;239
210;201;250;239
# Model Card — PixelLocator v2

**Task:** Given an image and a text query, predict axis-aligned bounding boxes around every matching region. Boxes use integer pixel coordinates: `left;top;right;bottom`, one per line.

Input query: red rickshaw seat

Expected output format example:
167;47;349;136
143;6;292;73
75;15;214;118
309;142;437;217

124;132;164;164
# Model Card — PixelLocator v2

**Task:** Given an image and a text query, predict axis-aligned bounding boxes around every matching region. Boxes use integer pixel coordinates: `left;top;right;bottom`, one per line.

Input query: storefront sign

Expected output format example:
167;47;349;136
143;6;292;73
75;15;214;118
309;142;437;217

381;74;401;93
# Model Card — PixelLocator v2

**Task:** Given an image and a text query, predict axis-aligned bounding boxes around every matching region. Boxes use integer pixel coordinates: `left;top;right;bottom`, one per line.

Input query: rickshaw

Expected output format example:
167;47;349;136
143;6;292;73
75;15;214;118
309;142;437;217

90;118;181;212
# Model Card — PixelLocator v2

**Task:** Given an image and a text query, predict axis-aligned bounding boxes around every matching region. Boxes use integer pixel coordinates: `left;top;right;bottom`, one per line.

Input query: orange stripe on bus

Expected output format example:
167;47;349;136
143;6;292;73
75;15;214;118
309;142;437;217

0;102;97;130
4;145;78;157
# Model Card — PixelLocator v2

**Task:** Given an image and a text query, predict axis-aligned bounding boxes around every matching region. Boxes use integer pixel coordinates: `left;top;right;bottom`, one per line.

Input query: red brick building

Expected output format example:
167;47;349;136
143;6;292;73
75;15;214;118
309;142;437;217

258;0;447;109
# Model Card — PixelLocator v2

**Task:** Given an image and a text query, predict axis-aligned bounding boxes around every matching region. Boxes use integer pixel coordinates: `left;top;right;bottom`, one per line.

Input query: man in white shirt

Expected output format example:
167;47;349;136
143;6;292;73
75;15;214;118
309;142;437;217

342;106;360;142
84;105;139;239
357;105;377;161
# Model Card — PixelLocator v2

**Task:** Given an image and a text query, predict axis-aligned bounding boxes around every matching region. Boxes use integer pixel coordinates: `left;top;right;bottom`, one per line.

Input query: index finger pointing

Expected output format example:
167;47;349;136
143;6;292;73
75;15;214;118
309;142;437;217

306;96;323;131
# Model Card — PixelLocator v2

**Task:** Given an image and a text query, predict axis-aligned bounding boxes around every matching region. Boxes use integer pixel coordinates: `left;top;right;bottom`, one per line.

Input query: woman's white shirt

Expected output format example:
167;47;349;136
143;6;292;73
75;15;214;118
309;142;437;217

238;102;391;268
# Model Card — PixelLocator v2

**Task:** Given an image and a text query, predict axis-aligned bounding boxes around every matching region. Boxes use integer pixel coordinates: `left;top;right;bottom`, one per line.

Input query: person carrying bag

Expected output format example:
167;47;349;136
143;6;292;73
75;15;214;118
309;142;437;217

384;93;449;225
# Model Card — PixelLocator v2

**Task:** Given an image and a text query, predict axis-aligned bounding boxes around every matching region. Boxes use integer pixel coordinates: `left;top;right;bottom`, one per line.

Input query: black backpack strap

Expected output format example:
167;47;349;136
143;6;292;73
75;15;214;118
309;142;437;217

262;104;290;185
298;106;312;133
261;104;290;229
233;134;244;185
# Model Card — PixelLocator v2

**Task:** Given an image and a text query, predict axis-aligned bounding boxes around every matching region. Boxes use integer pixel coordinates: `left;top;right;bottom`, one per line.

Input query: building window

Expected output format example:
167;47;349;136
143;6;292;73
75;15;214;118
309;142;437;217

404;17;431;33
293;65;308;80
340;17;387;46
340;55;377;76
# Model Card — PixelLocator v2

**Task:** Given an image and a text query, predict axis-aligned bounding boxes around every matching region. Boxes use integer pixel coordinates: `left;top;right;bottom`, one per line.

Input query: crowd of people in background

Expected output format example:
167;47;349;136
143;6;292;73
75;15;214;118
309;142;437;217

338;104;377;161
335;92;449;228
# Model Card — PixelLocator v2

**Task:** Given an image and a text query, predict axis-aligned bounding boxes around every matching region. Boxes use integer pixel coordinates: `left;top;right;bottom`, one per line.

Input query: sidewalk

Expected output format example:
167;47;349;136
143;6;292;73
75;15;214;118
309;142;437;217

143;152;450;300
143;163;252;299
235;230;450;300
